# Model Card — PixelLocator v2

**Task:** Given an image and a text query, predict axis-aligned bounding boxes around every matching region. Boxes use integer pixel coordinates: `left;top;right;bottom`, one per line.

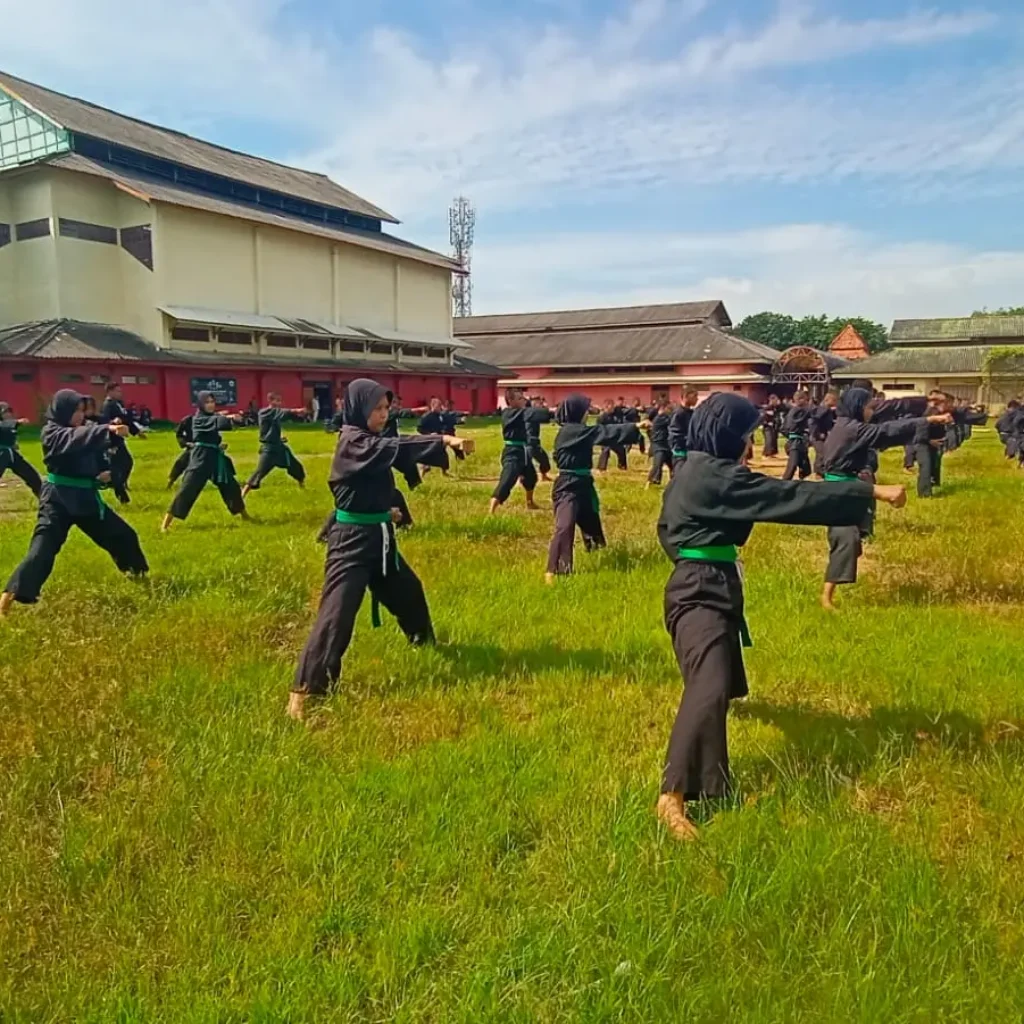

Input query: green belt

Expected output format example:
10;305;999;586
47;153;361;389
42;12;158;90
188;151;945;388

788;434;806;441
46;473;107;519
195;441;232;485
561;468;591;476
334;509;398;628
672;449;687;458
678;544;749;646
823;472;857;482
505;440;528;447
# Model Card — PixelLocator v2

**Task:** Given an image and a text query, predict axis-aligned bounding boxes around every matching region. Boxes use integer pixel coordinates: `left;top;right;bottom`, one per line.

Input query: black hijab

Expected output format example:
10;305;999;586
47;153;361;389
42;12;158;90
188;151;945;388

687;393;760;461
47;389;85;427
344;379;390;431
838;387;872;423
557;393;591;425
196;390;215;410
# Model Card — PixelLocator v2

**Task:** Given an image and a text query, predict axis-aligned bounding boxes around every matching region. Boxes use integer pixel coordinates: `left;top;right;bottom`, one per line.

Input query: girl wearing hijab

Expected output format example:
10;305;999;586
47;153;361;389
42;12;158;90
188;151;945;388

161;392;248;531
290;379;472;721
0;391;148;616
818;387;948;611
0;402;42;497
545;393;647;580
655;394;904;840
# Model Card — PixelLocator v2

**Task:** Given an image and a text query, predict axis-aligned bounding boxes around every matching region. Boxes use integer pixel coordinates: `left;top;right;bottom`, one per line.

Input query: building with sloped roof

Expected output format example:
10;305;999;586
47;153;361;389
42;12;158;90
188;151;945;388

0;70;499;420
453;301;780;406
833;315;1024;404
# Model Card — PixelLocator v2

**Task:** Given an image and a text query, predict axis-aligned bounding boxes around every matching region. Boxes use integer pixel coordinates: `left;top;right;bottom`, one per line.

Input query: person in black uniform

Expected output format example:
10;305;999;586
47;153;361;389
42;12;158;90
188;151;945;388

489;389;546;513
997;400;1021;459
595;400;628;472
669;388;699;472
161;392;248;531
545;393;647;580
760;394;782;457
526;397;554;481
819;387;945;610
913;392;949;498
100;382;145;505
0;390;148;617
625;399;645;455
289;379;470;721
0;402;42;497
810;390;837;477
781;390;813;480
168;413;194;488
653;393;901;840
645;399;673;487
242;392;308;499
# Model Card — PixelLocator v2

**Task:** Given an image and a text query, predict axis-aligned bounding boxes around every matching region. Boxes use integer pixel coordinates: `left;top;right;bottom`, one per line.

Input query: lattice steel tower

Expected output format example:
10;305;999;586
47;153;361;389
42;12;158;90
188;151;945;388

449;196;475;318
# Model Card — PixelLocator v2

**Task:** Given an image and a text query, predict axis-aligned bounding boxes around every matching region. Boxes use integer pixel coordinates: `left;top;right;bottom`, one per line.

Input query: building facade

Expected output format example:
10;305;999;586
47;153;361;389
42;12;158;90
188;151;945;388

453;301;780;406
0;71;499;420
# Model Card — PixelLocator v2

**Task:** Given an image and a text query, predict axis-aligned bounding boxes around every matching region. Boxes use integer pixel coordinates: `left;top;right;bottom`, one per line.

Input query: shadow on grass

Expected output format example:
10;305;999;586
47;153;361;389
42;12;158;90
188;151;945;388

436;642;641;682
864;578;1024;607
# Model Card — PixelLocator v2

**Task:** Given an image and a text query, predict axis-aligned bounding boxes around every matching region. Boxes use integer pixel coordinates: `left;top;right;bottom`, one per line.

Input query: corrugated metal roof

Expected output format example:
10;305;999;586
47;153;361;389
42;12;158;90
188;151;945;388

46;153;459;273
453;300;730;336
0;320;503;378
890;316;1024;343
350;325;472;350
160;306;292;332
0;70;397;224
458;323;778;369
833;345;1024;377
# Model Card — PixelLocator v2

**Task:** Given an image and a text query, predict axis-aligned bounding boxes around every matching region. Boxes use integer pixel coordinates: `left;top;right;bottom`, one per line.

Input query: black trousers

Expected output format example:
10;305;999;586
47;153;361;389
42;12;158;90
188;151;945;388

812;441;826;477
915;444;941;497
169;456;245;521
597;444;627;471
647;448;671;485
168;448;192;486
671;452;688;476
637;433;646;455
108;443;134;504
903;444;916;470
762;427;779;457
246;446;305;489
826;525;862;584
492;447;538;503
662;561;747;801
0;450;42;497
5;493;148;604
782;438;811;480
529;441;551;476
546;482;605;575
294;522;433;696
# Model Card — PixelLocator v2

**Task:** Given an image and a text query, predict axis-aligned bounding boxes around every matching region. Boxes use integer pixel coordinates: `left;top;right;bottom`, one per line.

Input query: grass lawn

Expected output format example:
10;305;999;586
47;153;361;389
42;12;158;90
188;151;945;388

1;419;1022;1022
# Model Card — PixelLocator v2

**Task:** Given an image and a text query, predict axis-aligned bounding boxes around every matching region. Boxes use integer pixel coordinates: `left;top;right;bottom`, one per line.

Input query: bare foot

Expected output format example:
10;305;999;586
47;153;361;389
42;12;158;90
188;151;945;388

0;592;14;618
287;691;308;721
488;498;500;516
657;793;699;841
160;514;173;533
821;583;837;611
544;572;556;585
241;485;252;500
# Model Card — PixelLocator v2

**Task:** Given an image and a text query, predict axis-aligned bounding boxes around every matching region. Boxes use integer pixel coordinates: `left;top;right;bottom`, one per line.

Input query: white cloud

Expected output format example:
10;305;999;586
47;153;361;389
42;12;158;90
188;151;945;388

467;224;1024;324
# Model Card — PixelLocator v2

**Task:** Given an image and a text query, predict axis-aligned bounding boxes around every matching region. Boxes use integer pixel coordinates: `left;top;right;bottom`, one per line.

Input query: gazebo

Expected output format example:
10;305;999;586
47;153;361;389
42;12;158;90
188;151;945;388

770;346;848;397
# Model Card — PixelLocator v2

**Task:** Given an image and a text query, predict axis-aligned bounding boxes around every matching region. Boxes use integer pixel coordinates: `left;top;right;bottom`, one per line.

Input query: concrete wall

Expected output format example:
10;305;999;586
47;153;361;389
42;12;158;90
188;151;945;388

0;169;59;325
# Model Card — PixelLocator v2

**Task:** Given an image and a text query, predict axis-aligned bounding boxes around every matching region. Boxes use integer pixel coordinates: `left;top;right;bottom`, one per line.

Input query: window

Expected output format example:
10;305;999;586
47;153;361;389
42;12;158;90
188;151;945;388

402;346;424;358
120;225;153;269
121;375;138;385
425;347;447;359
0;90;70;169
58;218;117;244
0;224;9;248
90;374;109;385
60;373;84;383
15;218;51;241
338;340;364;354
172;326;210;343
369;342;393;355
302;337;331;352
138;376;154;385
218;330;253;346
882;383;916;392
267;334;297;348
12;372;32;383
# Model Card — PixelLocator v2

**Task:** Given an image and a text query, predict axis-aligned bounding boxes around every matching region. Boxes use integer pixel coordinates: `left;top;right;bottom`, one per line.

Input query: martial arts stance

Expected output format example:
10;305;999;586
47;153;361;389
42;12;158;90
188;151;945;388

645;399;673;487
489;389;545;513
100;382;145;504
545;393;646;580
241;393;307;499
526;398;554;482
819;387;946;610
161;392;248;531
167;413;194;489
669;388;699;472
0;390;148;616
760;394;782;458
997;400;1022;460
810;391;837;477
781;390;813;480
912;392;950;498
596;401;628;472
290;379;470;720
0;402;42;497
654;393;903;840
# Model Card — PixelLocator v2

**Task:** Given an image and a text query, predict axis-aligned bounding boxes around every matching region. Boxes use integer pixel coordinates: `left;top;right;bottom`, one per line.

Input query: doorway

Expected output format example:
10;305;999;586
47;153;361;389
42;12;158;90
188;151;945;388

303;381;332;420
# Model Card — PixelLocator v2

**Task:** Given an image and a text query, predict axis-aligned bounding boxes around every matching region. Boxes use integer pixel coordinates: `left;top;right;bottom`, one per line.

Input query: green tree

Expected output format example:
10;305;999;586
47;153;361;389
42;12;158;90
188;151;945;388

973;306;1024;316
735;312;889;354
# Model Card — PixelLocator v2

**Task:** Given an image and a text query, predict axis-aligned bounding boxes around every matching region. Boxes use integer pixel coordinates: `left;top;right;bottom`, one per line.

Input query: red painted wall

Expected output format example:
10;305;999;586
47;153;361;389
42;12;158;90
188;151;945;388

510;381;766;408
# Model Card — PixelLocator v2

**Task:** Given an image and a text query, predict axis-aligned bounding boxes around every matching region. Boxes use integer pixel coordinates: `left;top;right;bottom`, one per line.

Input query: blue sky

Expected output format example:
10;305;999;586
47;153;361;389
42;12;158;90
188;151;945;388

4;0;1024;325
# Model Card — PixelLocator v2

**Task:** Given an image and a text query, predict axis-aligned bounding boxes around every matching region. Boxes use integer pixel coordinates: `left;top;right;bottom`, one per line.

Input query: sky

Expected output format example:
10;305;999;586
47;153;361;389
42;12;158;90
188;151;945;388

3;0;1024;326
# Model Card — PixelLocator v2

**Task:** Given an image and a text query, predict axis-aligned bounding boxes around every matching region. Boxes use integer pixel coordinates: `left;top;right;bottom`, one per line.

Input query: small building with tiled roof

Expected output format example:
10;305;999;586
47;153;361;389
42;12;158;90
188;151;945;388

833;315;1024;404
453;301;780;406
0;70;500;420
828;323;870;361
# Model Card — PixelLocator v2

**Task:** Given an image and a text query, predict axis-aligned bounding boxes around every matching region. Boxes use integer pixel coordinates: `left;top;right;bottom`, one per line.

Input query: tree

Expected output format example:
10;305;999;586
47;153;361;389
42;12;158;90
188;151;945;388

973;306;1024;316
735;312;889;354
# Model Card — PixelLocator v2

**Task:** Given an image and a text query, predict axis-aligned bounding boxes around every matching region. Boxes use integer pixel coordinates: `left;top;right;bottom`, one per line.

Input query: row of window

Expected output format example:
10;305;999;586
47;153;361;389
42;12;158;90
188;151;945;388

169;325;447;360
7;372;155;385
0;218;154;268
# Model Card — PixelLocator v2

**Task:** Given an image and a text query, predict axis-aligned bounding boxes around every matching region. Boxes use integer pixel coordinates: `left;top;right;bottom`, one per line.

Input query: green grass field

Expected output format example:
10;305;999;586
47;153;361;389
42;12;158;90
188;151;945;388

1;420;1022;1022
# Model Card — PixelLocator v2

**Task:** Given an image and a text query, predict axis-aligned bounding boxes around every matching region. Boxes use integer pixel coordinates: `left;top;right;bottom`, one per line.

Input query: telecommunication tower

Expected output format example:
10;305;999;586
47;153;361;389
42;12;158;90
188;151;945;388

449;196;475;318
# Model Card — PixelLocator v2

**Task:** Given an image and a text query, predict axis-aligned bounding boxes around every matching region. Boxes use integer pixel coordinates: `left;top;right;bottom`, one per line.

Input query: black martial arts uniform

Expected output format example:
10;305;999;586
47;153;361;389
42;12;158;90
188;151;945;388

912;416;945;498
596;408;628;472
760;403;781;457
246;406;305;490
546;395;640;575
819;388;925;586
441;409;467;463
168;414;193;486
624;405;645;454
294;380;450;697
4;390;148;605
647;410;673;485
100;396;140;504
525;407;554;475
167;393;245;520
997;408;1018;458
669;405;695;472
781;405;813;480
0;405;42;497
810;402;836;477
492;406;543;503
657;394;872;802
